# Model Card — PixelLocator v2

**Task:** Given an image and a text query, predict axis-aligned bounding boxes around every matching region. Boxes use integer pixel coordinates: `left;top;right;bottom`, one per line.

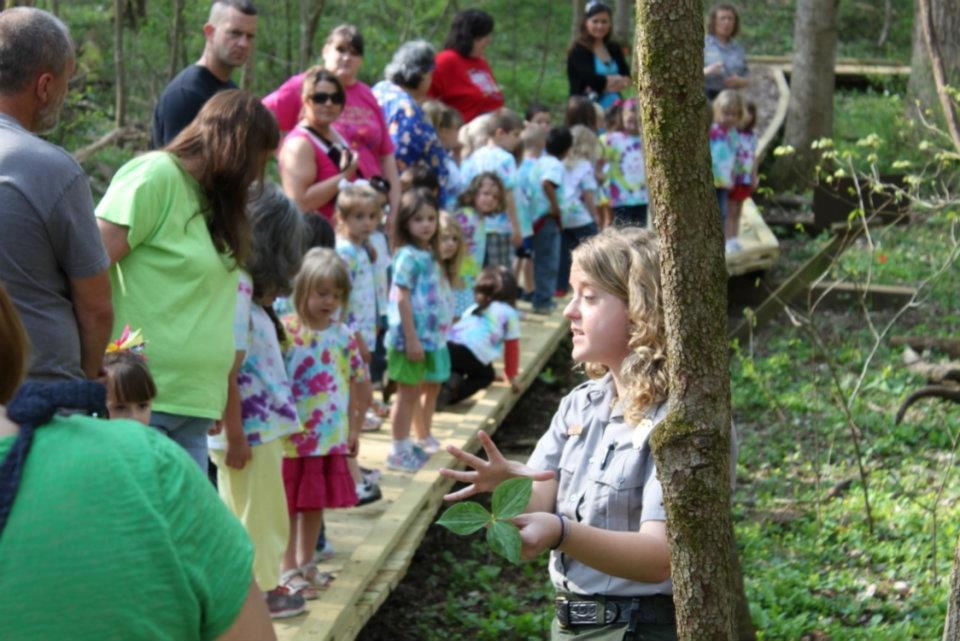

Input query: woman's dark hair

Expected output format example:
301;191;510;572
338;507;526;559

545;126;573;158
572;1;616;50
443;9;494;58
472;265;518;314
303;212;335;249
103;351;157;406
246;182;307;300
325;23;364;57
564;95;598;130
456;171;506;212
391;187;439;253
399;160;440;195
525;101;551;123
706;4;740;38
0;283;26;404
302;66;345;103
166;90;280;266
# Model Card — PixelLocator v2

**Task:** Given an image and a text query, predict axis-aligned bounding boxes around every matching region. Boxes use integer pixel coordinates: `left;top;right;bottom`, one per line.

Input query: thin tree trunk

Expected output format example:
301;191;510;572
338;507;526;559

167;0;185;81
769;0;840;191
917;0;960;154
944;534;960;640
877;0;893;47
571;0;584;42
613;0;631;46
298;0;326;71
113;0;126;127
634;0;750;639
284;0;293;77
240;55;254;92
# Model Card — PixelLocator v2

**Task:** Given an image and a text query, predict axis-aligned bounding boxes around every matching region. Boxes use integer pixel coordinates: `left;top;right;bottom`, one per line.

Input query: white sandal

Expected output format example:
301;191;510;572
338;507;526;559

280;568;319;600
301;563;335;589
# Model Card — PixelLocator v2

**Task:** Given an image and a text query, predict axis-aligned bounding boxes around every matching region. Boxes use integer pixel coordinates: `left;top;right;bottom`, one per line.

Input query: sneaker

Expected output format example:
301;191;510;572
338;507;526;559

725;238;743;255
370;398;390;418
280;568;318;600
313;532;335;562
265;585;307;619
554;289;567;298
387;448;427;472
355;480;383;506
361;410;383;432
301;563;335;589
417;435;441;455
360;466;381;484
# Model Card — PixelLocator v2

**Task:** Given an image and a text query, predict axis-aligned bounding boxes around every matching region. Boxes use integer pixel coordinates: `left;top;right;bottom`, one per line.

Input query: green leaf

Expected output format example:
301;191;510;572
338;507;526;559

486;520;522;564
491;477;533;520
436;502;491;535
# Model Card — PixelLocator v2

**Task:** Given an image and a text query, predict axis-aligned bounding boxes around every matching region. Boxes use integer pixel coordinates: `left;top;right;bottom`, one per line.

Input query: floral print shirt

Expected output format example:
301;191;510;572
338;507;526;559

448;301;521;365
453;206;486;317
372;80;450;205
281;316;367;458
602;131;648;207
709;123;739;189
209;272;300;450
385;245;443;352
460;145;517;235
336;236;378;349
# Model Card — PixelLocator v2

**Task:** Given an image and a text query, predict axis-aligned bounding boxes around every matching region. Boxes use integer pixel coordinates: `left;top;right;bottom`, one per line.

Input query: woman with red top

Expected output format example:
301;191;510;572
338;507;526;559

263;25;401;216
278;68;357;221
428;9;504;124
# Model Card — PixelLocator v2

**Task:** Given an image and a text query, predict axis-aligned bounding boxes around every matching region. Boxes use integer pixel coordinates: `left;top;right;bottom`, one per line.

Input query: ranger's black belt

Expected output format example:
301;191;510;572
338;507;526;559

555;593;675;628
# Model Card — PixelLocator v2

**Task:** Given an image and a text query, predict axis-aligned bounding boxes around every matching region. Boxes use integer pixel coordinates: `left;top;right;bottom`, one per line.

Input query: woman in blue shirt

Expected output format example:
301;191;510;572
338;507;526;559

566;1;631;109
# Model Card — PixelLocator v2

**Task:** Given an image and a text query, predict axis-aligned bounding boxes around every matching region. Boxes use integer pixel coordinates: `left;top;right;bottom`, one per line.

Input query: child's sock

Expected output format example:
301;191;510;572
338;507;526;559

391;438;414;456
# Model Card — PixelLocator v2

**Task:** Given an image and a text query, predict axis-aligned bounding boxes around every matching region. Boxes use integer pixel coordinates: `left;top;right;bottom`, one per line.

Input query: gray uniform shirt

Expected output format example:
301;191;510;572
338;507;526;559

527;374;673;597
0;113;109;380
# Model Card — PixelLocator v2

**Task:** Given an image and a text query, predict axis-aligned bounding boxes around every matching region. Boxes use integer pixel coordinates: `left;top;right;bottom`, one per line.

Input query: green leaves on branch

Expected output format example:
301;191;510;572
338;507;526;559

436;477;533;564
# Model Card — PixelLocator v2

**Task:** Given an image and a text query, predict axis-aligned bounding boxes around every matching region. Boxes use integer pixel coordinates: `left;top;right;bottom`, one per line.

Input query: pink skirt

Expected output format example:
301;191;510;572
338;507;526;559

282;454;358;514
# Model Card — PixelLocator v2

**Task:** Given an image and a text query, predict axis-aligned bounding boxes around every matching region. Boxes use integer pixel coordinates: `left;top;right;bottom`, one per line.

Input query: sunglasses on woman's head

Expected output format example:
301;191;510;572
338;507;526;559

311;92;345;105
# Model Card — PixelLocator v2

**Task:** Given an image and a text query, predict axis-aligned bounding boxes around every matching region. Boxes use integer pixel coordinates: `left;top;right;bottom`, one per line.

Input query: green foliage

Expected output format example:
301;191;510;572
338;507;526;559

436;477;534;564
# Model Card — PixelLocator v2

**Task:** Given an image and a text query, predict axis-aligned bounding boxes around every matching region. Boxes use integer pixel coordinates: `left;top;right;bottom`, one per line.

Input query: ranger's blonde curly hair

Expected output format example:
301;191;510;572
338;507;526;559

572;226;669;423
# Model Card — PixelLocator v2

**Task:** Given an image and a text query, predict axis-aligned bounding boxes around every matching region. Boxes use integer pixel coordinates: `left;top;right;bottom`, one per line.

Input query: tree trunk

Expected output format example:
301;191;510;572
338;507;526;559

240;55;255;91
298;0;325;71
613;0;631;45
909;0;960;152
167;0;185;81
769;0;840;192
944;534;960;640
634;1;750;639
113;0;126;127
571;0;584;42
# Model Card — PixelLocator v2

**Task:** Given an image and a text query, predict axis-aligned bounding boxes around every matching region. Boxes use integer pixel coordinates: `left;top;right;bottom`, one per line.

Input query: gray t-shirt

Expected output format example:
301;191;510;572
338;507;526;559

527;374;673;597
0;113;109;380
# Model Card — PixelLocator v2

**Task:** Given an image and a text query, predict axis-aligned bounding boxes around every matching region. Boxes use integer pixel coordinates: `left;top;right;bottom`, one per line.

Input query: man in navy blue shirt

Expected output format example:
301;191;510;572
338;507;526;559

151;0;258;148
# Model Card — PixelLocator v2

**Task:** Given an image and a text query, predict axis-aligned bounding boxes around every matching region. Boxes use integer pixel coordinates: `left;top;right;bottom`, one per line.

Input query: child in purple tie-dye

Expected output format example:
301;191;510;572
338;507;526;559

280;248;367;599
209;184;308;618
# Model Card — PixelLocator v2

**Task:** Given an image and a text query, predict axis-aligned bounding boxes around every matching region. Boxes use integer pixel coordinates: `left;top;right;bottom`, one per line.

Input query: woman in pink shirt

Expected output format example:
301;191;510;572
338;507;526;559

263;25;400;215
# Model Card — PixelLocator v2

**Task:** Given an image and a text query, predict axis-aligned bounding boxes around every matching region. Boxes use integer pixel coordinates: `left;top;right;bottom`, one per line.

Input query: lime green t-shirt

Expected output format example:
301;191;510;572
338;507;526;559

0;414;253;641
96;152;239;419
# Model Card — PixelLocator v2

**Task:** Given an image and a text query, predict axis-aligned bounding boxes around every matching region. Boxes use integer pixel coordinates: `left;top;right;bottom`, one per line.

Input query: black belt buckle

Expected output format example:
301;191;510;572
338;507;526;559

555;597;571;628
556;596;620;627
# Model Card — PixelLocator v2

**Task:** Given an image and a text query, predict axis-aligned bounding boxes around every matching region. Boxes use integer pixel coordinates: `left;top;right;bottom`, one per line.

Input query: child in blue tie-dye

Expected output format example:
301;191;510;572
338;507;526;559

709;89;743;231
386;189;444;472
453;172;507;317
209;184;308;616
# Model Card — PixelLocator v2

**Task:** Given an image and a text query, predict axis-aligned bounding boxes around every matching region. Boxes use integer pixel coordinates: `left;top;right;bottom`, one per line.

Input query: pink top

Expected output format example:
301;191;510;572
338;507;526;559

263;73;395;179
280;126;342;220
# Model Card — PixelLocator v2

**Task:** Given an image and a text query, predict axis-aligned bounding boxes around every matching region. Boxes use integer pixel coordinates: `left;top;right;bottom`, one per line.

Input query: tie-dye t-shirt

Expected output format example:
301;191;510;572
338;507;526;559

438;274;456;338
525;154;565;224
709;123;739;189
448;301;521;365
335;237;378;349
515;157;537;238
385;245;443;352
368;230;390;318
560;159;598;229
733;129;757;186
281;317;367;458
602;131;648;207
209;272;300;450
461;145;517;235
453;206;486;317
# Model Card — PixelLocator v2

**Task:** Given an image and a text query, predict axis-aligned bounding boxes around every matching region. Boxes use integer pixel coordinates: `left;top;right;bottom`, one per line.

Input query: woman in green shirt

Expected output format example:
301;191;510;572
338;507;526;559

96;90;280;469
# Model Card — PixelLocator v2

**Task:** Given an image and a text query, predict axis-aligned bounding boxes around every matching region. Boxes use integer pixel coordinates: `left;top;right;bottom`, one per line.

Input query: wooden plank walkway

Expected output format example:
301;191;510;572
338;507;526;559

275;303;570;641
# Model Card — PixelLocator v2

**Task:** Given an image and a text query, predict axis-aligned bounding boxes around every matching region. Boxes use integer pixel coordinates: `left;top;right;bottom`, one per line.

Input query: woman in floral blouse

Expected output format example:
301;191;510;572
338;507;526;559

373;40;451;206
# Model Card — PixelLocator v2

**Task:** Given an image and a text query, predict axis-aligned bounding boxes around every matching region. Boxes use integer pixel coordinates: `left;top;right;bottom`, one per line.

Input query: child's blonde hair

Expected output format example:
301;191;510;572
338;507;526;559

520;124;548;153
335;182;380;235
422;100;463;132
566;124;599;168
438;211;465;288
292;247;351;322
459;113;492;157
712;89;744;124
572;226;668;423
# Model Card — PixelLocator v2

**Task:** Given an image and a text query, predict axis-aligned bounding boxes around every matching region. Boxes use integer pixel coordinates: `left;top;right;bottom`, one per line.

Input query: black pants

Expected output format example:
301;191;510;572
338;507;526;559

444;342;494;405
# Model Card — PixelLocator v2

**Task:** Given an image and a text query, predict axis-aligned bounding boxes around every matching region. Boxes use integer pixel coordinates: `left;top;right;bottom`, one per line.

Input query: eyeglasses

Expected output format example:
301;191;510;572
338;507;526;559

310;92;345;105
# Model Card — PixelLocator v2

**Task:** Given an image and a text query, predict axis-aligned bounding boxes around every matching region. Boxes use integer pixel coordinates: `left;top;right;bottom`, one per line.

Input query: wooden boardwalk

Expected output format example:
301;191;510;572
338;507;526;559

275;303;570;641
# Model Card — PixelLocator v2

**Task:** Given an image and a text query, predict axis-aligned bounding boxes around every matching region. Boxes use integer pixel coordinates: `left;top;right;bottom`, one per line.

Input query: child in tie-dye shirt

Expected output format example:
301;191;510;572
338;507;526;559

709;89;743;231
453;172;507;317
280;248;367;600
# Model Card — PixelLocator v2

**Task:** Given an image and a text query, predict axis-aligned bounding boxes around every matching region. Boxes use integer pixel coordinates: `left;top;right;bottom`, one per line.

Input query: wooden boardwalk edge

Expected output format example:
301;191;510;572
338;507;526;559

277;306;570;641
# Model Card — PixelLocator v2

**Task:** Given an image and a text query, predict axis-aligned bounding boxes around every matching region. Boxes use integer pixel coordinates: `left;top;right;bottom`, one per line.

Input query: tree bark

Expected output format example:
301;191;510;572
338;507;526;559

167;0;185;81
113;0;126;127
907;0;960;128
298;0;326;71
916;0;960;153
634;1;751;639
613;0;631;45
944;534;960;641
571;0;584;43
769;0;840;192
